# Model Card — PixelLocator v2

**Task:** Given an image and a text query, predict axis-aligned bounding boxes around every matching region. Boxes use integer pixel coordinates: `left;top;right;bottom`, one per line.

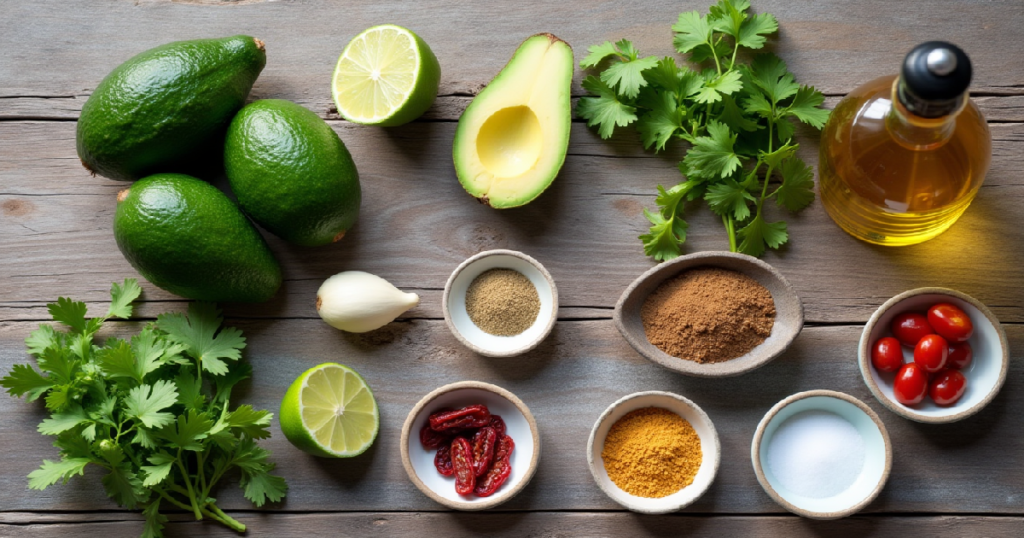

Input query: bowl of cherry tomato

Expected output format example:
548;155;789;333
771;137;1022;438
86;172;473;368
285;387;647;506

399;381;540;510
858;288;1009;423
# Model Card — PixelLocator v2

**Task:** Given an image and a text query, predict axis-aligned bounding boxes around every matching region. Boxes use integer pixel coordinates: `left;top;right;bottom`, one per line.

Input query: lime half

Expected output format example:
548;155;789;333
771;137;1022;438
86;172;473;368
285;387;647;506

332;24;441;126
279;363;379;458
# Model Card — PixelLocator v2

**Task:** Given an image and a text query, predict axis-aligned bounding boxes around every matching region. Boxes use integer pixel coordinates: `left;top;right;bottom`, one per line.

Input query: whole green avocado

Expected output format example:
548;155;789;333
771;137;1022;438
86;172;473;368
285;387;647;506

224;99;361;246
114;173;282;302
77;35;267;181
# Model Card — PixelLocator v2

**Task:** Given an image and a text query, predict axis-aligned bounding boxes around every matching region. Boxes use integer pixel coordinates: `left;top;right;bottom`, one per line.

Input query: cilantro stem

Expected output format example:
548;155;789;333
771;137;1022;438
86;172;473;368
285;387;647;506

207;504;246;533
153;487;194;512
723;215;737;252
175;449;203;520
197;451;208;498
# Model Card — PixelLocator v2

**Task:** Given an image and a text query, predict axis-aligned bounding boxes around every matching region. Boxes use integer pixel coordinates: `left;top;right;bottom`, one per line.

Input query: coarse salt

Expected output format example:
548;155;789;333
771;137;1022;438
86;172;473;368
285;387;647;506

766;410;866;499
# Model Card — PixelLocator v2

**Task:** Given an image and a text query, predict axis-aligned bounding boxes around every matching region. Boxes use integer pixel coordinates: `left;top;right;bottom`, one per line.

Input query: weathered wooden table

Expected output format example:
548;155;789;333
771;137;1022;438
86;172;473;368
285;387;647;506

2;1;1023;536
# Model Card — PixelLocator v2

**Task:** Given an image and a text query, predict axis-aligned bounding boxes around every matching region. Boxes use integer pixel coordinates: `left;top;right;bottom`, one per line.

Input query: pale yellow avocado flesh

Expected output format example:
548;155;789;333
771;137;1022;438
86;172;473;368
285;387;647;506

453;34;573;208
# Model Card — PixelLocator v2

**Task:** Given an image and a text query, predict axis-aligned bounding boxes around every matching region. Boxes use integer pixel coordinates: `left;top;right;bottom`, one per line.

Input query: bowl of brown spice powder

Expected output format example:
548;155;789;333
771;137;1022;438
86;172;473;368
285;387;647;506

587;391;720;513
443;249;558;357
614;251;803;377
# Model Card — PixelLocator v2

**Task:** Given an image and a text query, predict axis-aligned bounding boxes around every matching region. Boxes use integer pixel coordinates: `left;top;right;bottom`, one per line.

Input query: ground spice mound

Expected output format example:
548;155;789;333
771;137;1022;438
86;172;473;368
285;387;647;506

601;407;702;498
641;267;775;363
465;268;540;336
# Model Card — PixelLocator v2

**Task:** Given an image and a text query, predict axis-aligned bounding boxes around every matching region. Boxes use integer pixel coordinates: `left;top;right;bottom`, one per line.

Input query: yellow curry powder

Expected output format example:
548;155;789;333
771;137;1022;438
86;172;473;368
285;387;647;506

601;407;702;498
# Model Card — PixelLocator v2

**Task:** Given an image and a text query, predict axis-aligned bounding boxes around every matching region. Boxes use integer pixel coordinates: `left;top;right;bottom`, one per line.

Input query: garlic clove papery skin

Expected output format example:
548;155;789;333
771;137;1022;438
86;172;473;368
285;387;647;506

316;271;420;333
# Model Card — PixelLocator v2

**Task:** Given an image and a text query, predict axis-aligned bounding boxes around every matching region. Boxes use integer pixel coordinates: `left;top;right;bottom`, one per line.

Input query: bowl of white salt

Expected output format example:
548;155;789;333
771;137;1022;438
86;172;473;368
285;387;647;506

751;390;891;519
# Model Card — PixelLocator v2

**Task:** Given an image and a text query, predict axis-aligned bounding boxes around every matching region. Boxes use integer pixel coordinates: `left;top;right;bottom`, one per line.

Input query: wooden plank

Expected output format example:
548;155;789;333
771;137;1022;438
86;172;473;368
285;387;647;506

1;512;1023;537
2;320;1022;513
1;0;1022;113
2;121;1024;324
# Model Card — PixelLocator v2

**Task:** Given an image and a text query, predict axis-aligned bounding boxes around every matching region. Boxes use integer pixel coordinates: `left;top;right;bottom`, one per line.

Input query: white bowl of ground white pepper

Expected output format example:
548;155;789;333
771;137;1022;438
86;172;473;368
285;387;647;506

614;251;803;377
442;249;558;357
587;391;720;514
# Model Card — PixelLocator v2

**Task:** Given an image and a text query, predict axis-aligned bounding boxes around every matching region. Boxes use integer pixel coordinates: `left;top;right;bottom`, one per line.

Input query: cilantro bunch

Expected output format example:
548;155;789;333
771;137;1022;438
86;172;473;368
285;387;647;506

577;0;829;260
1;280;286;537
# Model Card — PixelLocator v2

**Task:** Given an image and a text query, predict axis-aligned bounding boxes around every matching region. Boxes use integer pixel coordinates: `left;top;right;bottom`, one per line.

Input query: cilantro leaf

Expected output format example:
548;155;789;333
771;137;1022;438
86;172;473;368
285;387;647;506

783;85;830;128
214;361;252;404
706;179;756;220
672;11;713;55
738;214;789;256
142;499;168;538
141;452;176;487
224;405;272;440
576;76;638;139
157;302;245;376
748;53;798;103
175;369;205;410
776;157;816;212
720;94;759;132
28;458;91;490
737;12;778;49
694;70;743;104
601;53;659;99
644;57;684;93
47;297;88;334
1;363;54;401
26;325;60;356
96;339;139;382
157;409;213;451
38;404;90;435
682;120;743;179
102;462;147;509
37;346;76;384
637;90;685;151
107;278;142;319
639;182;699;261
240;463;288;508
125;380;178;429
579;41;620;68
130;328;172;380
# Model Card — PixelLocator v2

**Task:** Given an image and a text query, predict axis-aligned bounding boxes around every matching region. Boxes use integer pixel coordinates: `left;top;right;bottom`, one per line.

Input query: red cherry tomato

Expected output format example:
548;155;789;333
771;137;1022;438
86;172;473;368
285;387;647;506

891;312;934;347
927;303;974;343
947;342;973;370
893;363;929;406
929;369;967;406
913;334;948;373
871;336;904;372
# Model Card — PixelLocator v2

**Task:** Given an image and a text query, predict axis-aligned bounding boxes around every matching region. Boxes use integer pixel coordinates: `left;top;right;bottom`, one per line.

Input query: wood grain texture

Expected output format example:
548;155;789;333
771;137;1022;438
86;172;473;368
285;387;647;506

2;320;1022;513
2;121;1023;324
2;512;1024;538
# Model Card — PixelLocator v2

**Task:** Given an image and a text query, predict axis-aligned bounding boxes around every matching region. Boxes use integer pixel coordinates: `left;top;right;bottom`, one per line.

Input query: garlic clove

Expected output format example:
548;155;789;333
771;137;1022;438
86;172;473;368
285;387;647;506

316;271;420;333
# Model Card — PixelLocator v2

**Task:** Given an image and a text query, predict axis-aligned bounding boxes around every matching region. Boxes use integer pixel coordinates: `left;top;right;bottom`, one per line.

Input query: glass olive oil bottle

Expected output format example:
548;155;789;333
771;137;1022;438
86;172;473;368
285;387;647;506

819;42;990;246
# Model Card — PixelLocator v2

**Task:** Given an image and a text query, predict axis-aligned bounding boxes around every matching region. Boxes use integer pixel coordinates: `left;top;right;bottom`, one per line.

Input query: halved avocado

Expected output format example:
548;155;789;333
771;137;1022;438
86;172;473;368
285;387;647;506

453;34;573;208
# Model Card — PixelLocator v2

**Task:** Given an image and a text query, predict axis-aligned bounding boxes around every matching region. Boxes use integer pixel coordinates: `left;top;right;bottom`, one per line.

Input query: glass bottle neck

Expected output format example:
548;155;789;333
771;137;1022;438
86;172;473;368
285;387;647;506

885;77;962;151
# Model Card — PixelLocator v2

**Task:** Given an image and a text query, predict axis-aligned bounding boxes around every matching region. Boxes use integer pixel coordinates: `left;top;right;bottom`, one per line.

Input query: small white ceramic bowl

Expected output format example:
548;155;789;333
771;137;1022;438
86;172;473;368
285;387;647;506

442;249;558;357
400;381;540;510
859;287;1009;423
751;390;891;519
587;391;720;514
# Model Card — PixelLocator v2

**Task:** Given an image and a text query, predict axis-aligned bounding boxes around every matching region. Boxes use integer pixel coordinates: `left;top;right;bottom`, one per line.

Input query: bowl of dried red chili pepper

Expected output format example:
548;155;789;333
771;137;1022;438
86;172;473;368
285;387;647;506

400;380;540;509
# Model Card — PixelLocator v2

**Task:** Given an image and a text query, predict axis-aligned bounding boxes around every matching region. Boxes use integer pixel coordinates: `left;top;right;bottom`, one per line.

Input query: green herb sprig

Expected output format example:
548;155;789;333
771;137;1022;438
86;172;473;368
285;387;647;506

577;0;829;260
1;279;286;537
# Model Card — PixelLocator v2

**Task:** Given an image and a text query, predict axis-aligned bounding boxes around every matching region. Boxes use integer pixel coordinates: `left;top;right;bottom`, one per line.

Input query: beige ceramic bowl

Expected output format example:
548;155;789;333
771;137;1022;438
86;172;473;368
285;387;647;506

400;381;540;510
859;287;1009;423
751;390;892;519
442;249;558;357
614;251;803;377
587;391;720;514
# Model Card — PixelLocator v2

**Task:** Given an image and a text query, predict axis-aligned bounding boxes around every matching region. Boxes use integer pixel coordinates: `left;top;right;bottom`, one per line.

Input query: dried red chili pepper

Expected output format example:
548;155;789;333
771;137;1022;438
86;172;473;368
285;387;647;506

450;437;476;496
488;415;506;437
471;427;498;477
420;424;452;450
429;404;491;431
434;444;454;476
474;435;514;497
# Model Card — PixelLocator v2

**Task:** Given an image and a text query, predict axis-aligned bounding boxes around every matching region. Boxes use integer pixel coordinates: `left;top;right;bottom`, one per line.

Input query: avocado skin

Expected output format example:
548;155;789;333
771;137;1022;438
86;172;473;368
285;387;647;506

224;99;361;246
114;173;282;302
77;35;267;181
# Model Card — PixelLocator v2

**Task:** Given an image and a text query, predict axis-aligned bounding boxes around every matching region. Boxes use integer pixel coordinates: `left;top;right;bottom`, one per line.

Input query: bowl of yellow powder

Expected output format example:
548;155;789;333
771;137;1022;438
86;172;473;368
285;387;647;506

443;249;558;357
587;391;721;513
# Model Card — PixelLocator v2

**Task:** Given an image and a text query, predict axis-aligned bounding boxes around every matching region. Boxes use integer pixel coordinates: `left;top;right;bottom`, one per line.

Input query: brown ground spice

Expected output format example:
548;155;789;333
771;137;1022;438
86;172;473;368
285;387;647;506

602;407;702;498
465;268;540;336
641;267;775;363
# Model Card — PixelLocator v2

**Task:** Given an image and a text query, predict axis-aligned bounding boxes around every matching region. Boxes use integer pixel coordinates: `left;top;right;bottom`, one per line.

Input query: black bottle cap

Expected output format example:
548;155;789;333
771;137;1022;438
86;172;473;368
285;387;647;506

898;41;972;118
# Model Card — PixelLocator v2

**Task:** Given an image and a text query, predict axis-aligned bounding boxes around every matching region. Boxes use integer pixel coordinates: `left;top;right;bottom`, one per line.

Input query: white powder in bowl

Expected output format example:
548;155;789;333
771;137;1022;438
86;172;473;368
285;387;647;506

766;410;865;499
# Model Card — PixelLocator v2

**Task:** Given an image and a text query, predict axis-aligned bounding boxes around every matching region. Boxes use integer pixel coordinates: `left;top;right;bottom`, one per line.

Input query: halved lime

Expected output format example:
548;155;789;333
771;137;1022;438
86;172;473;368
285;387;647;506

279;363;379;458
332;24;441;126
